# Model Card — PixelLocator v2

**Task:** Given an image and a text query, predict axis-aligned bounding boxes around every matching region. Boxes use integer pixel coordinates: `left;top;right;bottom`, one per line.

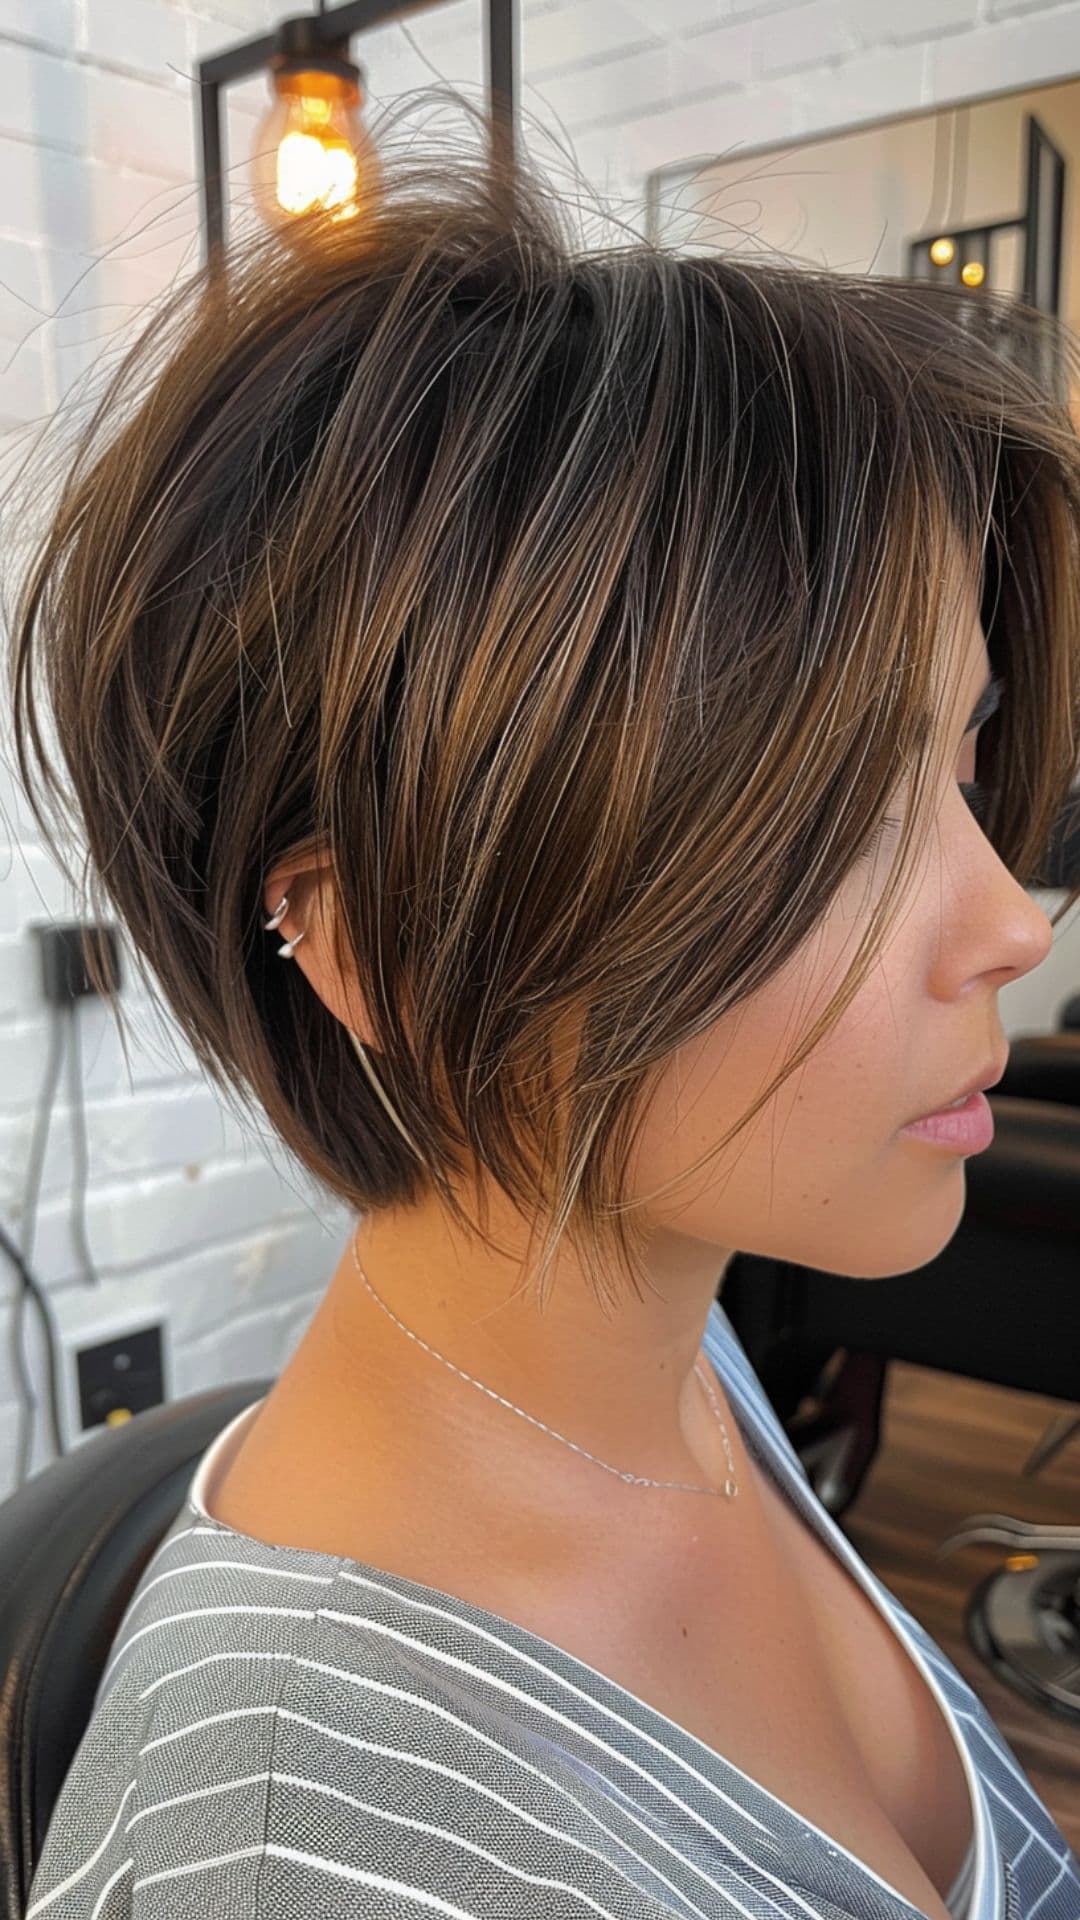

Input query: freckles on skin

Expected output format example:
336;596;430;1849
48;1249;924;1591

632;848;962;1284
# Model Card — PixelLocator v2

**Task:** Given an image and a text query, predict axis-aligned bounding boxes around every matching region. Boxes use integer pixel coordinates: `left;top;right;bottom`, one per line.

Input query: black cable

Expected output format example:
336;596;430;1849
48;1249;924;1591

66;998;101;1288
8;1001;68;1482
0;1221;65;1484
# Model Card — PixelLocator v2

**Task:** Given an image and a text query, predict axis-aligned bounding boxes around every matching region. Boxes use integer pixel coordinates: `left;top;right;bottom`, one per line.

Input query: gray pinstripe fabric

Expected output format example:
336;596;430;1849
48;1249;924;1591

27;1299;1079;1919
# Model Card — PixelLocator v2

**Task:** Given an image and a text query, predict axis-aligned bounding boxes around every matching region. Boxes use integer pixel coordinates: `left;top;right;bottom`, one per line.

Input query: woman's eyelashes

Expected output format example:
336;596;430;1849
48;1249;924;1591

854;779;988;868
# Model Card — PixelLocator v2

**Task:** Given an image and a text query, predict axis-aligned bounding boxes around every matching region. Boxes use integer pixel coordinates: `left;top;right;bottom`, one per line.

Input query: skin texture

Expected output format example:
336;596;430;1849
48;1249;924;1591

254;575;1052;1540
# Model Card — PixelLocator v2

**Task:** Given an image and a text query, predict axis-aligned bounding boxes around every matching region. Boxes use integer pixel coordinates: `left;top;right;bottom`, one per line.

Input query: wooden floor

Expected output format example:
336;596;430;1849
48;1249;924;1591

837;1360;1080;1854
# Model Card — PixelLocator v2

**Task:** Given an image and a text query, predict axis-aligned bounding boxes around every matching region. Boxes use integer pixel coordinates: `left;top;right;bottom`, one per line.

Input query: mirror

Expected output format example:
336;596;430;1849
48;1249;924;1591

650;75;1078;413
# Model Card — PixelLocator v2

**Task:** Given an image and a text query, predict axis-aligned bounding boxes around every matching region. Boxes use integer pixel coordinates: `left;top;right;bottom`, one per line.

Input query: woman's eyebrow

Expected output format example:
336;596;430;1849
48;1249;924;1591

966;670;1004;734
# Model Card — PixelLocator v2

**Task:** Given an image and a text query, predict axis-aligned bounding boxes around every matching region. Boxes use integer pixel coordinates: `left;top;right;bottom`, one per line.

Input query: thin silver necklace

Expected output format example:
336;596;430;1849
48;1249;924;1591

349;1232;739;1500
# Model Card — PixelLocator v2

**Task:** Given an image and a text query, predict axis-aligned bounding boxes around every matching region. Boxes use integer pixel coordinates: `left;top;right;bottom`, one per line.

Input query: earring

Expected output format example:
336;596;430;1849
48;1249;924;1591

263;891;306;958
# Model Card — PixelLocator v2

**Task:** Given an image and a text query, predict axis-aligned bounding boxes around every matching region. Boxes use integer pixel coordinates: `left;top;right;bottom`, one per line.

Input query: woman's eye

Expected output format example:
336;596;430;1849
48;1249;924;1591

855;780;988;870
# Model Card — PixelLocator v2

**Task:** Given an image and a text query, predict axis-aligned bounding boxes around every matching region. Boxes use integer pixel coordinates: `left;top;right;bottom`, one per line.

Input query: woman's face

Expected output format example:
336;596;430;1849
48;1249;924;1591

632;582;1054;1282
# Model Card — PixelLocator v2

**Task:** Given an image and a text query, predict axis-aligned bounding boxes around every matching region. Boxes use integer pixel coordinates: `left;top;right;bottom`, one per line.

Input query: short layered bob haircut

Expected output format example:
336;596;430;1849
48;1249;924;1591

8;96;1080;1313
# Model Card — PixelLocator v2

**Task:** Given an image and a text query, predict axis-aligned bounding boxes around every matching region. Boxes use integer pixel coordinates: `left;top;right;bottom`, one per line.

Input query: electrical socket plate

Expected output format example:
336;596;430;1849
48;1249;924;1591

59;1305;174;1448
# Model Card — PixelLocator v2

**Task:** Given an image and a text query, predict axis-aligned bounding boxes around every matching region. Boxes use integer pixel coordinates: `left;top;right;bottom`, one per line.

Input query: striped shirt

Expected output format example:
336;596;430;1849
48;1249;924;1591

27;1297;1079;1919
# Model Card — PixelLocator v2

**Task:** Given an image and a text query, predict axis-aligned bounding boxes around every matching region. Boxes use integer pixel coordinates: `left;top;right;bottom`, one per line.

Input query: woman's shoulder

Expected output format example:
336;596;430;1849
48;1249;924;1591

27;1509;341;1917
26;1506;714;1919
27;1308;809;1920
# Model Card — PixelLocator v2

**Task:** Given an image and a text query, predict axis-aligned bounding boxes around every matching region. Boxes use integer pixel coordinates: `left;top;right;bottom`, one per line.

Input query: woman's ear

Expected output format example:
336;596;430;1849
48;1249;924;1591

261;848;378;1047
262;839;334;928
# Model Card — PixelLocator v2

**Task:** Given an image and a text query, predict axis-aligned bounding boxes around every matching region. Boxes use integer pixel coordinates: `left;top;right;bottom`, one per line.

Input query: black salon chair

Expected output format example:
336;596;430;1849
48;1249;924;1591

0;1377;272;1918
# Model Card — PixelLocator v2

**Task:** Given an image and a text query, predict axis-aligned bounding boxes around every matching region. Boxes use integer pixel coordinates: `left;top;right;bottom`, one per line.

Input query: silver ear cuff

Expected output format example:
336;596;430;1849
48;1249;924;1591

263;892;306;958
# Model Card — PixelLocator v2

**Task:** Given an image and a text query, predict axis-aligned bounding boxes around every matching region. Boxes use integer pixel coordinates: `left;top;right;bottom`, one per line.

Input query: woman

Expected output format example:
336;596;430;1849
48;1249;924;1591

12;108;1080;1920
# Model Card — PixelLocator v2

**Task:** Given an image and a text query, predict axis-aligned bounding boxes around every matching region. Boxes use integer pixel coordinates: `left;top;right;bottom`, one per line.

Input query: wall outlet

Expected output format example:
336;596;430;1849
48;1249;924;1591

76;1322;165;1431
59;1308;173;1444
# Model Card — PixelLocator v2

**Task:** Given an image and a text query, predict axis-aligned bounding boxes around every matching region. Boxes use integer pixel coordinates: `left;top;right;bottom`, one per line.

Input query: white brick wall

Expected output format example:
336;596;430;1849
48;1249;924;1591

1;0;1078;1489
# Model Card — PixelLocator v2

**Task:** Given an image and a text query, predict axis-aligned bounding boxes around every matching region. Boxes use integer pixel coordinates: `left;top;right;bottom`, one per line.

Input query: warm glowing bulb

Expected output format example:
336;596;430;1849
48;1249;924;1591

929;236;955;266
252;64;380;235
276;128;359;215
961;260;985;287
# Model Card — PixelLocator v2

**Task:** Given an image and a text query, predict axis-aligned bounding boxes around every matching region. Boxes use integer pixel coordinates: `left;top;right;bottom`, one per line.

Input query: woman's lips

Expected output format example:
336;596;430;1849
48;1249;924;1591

899;1089;995;1154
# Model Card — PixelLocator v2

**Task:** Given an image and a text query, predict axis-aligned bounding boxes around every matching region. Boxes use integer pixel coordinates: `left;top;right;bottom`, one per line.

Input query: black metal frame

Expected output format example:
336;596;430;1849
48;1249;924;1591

907;215;1022;288
195;0;517;267
1022;112;1065;315
906;111;1065;318
899;110;1068;399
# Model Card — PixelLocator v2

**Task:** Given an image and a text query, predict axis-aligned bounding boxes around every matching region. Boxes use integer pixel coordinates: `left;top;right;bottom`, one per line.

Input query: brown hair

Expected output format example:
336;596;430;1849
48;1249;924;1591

7;95;1080;1314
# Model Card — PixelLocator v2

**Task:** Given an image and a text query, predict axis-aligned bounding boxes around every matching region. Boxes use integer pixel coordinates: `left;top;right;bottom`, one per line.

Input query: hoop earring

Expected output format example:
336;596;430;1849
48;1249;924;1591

263;891;307;958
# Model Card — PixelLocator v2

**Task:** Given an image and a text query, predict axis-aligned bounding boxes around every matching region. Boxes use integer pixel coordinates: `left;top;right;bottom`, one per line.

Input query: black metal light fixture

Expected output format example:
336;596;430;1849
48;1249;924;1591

195;0;517;267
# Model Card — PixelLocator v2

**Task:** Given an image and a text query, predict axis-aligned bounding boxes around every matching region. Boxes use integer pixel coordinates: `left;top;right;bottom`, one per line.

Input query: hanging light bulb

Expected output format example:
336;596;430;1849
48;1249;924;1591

961;260;985;288
929;236;955;266
251;17;380;236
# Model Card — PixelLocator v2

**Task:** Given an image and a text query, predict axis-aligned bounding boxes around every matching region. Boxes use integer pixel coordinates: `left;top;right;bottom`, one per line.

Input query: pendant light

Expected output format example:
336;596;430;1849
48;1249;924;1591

250;13;381;234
